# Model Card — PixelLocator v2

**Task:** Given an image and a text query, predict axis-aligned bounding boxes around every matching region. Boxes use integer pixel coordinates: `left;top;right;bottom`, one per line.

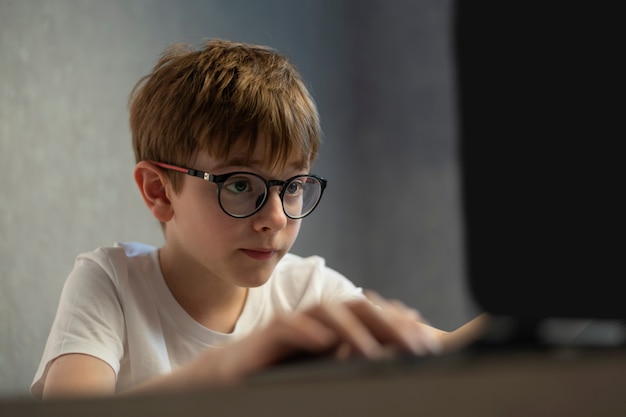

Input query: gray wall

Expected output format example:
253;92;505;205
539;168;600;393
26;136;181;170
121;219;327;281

0;0;476;398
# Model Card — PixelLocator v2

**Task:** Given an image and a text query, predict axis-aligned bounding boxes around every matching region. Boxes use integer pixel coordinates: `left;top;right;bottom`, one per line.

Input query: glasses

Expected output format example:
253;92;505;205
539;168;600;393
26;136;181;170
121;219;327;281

152;161;327;219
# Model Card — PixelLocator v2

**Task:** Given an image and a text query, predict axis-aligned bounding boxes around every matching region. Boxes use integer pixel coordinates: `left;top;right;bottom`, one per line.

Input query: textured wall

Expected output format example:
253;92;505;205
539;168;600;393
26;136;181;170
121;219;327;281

0;0;475;397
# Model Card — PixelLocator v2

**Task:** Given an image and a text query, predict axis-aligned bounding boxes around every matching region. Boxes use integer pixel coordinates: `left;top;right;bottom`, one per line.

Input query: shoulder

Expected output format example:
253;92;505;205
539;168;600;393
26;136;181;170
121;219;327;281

275;252;326;272
66;242;159;292
80;241;157;261
76;242;157;275
267;253;363;307
273;252;342;283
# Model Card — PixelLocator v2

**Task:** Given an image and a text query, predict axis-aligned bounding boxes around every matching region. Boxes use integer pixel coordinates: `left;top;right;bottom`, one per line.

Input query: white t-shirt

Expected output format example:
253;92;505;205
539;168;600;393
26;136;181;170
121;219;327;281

31;242;363;398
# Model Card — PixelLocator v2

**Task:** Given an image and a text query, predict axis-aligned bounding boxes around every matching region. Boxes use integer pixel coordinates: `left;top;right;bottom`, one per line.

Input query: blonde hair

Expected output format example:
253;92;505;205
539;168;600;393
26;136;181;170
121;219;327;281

129;39;321;191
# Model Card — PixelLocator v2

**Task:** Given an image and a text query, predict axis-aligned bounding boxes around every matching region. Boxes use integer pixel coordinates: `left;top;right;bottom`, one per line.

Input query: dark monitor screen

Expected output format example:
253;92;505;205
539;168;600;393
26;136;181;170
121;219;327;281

454;2;625;321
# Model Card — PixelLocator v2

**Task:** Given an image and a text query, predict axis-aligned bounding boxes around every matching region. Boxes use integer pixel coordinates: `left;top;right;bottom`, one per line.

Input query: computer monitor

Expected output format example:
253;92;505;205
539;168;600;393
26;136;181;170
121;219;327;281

453;2;625;327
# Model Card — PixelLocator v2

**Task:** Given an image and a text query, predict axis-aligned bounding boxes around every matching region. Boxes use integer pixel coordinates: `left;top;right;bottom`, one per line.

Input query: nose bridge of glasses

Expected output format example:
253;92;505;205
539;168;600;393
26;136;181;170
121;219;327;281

264;184;285;205
253;184;288;221
266;179;287;191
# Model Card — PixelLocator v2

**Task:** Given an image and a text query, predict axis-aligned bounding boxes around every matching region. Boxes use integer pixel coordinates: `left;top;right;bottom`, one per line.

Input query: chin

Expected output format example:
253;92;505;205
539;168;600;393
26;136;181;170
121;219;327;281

241;278;271;289
236;270;273;288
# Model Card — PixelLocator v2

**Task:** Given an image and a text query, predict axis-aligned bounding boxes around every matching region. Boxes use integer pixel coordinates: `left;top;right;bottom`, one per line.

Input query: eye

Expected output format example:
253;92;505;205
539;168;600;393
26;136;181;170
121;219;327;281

223;176;253;194
285;179;304;196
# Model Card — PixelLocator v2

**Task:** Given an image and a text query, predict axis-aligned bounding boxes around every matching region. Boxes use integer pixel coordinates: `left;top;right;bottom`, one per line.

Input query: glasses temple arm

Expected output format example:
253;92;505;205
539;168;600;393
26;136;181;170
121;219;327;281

151;161;206;179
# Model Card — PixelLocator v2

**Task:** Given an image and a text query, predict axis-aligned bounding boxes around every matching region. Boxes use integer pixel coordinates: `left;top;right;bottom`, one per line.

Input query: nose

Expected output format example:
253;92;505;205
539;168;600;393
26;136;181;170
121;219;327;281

252;188;288;231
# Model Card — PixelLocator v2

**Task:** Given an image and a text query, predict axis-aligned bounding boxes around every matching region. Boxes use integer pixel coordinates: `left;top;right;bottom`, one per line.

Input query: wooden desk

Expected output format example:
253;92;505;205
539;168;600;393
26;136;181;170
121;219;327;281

3;347;626;417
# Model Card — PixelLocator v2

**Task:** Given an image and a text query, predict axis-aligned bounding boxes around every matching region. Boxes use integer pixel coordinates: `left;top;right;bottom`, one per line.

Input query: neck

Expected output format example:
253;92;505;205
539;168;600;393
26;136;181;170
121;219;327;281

158;248;248;334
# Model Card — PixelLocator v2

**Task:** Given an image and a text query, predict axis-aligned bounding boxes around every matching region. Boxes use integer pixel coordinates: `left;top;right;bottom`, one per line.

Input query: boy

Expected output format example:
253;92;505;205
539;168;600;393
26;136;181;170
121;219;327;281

32;39;484;399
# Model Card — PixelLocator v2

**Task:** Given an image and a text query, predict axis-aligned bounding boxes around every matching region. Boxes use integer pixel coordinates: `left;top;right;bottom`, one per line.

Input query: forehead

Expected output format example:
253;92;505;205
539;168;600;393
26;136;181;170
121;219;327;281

198;133;311;173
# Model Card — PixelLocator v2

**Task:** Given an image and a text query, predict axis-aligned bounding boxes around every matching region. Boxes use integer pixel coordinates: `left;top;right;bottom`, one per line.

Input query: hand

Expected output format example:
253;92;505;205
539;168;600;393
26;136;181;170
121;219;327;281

365;289;490;354
200;296;442;386
362;289;442;355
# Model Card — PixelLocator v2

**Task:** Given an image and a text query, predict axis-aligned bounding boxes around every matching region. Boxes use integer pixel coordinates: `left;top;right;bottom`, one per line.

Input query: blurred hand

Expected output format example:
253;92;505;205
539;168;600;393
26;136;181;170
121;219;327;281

201;295;442;386
365;289;490;354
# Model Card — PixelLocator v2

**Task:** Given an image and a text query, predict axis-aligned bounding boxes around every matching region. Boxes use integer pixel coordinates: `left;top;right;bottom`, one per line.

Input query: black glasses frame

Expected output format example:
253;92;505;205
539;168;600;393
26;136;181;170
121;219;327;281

151;161;327;219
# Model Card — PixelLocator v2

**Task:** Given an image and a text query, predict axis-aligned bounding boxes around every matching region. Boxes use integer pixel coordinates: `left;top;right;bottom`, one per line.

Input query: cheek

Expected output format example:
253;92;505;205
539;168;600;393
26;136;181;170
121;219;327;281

174;186;229;232
285;220;302;243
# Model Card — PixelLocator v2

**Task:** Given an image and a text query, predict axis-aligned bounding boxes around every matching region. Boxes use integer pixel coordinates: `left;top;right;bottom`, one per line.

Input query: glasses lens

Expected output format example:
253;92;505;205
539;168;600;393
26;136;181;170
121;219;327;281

218;173;323;218
219;173;267;217
283;176;322;218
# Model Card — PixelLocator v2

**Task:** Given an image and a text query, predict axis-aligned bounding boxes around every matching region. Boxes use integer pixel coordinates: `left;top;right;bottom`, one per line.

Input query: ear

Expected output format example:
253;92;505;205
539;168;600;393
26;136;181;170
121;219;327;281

134;161;174;223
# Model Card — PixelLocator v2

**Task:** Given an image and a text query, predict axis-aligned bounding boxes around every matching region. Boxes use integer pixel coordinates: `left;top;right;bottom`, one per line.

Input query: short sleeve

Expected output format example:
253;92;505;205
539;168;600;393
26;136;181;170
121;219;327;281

31;255;125;398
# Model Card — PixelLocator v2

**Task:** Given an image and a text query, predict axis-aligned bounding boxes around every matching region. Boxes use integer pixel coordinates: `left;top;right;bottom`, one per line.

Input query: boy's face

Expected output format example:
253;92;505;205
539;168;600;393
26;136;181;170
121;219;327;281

161;135;308;289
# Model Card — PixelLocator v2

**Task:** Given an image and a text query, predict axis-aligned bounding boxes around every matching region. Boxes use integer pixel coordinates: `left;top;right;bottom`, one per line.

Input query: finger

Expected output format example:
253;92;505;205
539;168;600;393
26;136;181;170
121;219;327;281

232;312;340;376
332;342;353;360
364;290;424;323
344;298;441;355
362;290;442;354
262;313;340;354
305;303;387;359
346;298;419;352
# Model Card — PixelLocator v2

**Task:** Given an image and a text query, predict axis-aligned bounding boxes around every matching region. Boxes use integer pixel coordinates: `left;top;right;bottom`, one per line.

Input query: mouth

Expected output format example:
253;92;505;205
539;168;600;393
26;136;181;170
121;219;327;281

240;248;278;261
